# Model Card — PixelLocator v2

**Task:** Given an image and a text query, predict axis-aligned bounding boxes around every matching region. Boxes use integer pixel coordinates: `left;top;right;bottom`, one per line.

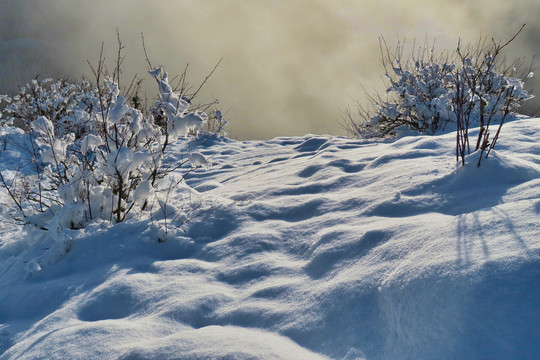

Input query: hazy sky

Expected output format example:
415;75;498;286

1;0;539;139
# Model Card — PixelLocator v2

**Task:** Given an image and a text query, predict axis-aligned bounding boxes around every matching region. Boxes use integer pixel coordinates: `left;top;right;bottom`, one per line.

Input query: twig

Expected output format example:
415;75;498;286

188;58;223;102
141;32;154;70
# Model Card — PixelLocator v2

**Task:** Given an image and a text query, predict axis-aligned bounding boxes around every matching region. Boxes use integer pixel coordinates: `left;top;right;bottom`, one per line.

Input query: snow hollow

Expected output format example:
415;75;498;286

0;118;539;359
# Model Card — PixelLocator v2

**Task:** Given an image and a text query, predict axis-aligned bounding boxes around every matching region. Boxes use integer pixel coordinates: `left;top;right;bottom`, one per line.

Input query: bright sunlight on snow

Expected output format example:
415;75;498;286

0;117;539;359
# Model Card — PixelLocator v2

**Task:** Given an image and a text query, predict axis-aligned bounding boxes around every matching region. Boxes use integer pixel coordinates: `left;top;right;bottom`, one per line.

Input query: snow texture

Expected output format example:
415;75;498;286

1;119;539;359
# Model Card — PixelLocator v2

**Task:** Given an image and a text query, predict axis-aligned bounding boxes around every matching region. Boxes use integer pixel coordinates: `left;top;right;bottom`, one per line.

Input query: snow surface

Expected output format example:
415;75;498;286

1;119;539;359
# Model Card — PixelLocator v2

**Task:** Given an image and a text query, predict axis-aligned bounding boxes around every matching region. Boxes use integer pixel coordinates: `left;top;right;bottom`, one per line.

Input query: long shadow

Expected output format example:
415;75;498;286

366;152;540;218
489;207;532;253
456;207;533;266
456;213;491;266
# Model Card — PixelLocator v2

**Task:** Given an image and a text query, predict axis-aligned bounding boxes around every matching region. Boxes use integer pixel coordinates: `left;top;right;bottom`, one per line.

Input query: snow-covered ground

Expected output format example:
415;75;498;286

1;119;539;359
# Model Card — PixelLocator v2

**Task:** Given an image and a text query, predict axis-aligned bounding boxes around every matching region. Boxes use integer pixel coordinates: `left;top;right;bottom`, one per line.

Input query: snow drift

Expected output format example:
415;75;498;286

1;118;539;359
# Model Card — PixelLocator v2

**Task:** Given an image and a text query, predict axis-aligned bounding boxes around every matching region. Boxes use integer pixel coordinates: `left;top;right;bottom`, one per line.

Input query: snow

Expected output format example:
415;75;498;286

1;119;540;359
189;151;211;170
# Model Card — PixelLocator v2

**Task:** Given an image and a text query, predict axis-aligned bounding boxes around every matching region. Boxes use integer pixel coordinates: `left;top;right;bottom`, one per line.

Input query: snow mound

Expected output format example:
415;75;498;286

1;119;540;359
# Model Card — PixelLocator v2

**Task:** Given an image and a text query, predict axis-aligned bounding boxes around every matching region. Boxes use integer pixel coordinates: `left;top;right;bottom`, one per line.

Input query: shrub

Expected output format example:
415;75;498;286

345;26;534;165
0;64;209;231
348;38;457;137
0;78;99;136
453;26;534;165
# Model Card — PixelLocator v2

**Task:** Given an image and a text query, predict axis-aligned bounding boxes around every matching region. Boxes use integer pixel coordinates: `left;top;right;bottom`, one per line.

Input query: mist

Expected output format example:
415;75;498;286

1;0;539;139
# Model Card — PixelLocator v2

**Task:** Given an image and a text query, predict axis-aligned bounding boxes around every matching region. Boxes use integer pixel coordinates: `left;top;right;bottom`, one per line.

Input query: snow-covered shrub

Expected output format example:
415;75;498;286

0;66;209;230
364;46;457;137
201;109;229;137
149;67;207;150
0;78;99;137
346;27;534;146
453;27;534;166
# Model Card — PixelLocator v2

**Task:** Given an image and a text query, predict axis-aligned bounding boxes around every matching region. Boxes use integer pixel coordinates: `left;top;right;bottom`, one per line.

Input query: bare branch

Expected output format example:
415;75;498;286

141;32;154;70
188;58;223;102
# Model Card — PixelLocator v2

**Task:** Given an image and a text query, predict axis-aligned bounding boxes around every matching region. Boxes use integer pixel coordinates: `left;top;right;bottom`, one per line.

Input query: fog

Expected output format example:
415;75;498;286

1;0;539;139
